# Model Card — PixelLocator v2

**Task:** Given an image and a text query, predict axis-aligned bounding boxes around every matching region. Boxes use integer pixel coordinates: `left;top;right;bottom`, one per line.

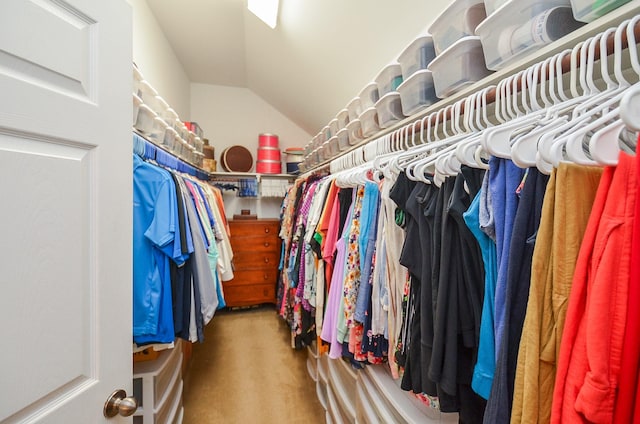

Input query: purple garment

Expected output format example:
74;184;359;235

320;237;348;359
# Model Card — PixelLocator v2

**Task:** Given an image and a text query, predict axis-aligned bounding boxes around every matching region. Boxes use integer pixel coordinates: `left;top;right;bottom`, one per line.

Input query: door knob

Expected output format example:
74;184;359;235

104;389;138;418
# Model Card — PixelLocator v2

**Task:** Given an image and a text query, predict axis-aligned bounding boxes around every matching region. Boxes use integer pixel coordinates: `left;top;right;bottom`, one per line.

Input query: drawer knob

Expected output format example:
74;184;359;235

264;242;270;247
264;274;268;280
264;228;270;233
264;258;270;263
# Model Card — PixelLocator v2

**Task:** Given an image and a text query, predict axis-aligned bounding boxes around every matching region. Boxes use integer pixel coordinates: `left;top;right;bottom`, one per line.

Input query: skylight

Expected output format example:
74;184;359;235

248;0;279;29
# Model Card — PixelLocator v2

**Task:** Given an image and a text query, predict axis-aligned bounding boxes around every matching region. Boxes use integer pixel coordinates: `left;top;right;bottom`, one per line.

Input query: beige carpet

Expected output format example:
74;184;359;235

182;305;325;423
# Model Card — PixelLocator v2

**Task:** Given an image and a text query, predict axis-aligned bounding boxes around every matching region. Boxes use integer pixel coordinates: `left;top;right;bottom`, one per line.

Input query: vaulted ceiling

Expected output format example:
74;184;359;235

145;0;450;135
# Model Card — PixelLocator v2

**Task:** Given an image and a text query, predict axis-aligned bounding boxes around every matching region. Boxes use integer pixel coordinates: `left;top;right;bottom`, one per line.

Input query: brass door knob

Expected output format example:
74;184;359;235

104;389;138;418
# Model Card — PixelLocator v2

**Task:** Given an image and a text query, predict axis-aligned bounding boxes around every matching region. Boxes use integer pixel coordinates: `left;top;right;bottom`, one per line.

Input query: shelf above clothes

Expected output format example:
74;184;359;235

133;131;210;180
300;1;640;176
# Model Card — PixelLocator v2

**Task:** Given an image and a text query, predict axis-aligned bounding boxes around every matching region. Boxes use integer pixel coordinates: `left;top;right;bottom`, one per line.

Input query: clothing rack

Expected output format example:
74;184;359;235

299;2;640;177
133;131;210;180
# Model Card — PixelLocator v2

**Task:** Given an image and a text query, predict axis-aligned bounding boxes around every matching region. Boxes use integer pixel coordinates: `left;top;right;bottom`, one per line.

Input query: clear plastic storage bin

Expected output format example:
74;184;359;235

375;63;404;97
347;97;363;122
429;0;487;55
133;65;144;96
149;117;168;144
337;109;350;129
428;36;492;98
137;80;161;113
375;92;405;129
328;136;340;157
337;128;350;151
346;119;364;145
360;107;381;137
154;96;170;119
329;119;340;139
321;142;332;161
162;108;179;129
397;35;437;80
163;127;179;153
359;83;380;110
322;125;332;141
397;70;438;116
476;0;582;70
570;0;631;22
133;93;143;127
134;104;157;135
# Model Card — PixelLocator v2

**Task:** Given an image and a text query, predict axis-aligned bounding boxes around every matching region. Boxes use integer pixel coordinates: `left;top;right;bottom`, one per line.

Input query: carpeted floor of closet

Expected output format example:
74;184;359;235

182;305;325;423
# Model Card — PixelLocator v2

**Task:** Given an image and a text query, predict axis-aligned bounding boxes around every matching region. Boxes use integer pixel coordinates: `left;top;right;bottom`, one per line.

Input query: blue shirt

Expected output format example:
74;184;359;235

464;190;498;400
490;157;524;356
132;154;178;343
355;182;380;323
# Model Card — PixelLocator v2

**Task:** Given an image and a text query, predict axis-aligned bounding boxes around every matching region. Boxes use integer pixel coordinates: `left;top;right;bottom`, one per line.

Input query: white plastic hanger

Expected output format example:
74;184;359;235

562;23;631;165
455;86;494;169
536;36;601;166
556;20;636;166
483;70;545;159
588;17;640;165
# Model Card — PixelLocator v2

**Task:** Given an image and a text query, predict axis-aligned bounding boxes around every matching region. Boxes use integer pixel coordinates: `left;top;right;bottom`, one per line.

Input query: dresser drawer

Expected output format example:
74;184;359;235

229;220;280;238
226;269;279;287
233;251;279;269
223;283;276;307
230;235;280;253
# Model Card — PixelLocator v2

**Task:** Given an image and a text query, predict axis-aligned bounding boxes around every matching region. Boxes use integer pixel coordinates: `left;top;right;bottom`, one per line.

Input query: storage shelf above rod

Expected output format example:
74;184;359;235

300;1;640;176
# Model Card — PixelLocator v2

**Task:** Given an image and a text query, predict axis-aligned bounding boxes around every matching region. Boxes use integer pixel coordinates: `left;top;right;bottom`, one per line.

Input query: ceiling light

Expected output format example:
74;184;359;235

248;0;279;29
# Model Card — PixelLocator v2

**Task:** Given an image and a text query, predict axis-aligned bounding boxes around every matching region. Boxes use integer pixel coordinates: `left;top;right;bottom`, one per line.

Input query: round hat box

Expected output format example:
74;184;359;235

284;147;304;174
259;133;279;148
256;159;282;174
257;146;281;162
220;145;253;172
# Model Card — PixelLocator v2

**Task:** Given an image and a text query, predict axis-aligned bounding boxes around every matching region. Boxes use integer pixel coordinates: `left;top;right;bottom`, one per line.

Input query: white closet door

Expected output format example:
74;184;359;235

0;0;133;423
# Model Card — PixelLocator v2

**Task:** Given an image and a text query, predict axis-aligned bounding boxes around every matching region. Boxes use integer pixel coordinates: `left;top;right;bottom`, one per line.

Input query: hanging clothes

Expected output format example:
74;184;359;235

132;149;231;348
483;168;549;424
511;163;602;424
552;152;638;424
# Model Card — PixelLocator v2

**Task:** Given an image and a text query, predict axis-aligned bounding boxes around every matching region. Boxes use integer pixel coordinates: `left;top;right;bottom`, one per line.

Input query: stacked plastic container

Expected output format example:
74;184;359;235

132;64;205;169
297;0;628;172
374;63;406;129
359;83;381;138
476;0;584;71
346;97;364;145
397;35;438;116
427;0;492;99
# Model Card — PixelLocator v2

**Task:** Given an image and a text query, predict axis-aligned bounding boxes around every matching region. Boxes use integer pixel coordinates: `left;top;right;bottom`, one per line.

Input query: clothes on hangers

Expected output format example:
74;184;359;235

552;151;638;424
133;149;232;349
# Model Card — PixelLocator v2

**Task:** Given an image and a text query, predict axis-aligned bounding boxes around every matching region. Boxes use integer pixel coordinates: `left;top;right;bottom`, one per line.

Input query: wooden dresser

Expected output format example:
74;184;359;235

224;219;281;307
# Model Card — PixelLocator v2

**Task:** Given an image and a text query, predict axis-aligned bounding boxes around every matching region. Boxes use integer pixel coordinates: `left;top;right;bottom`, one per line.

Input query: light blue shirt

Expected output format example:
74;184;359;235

464;190;498;400
132;154;177;342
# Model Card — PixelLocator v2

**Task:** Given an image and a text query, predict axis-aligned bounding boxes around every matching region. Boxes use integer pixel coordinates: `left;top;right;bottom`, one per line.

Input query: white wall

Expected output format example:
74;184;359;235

131;0;191;119
190;83;311;219
190;83;312;156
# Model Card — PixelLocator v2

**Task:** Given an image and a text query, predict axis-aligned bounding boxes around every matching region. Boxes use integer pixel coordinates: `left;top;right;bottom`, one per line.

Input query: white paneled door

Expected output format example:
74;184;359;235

0;0;133;423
